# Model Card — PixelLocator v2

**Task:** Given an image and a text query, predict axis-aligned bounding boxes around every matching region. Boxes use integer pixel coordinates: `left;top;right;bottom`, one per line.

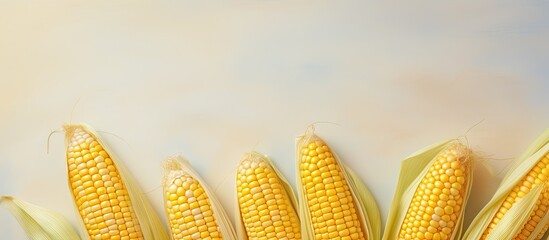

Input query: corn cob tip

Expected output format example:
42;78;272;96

448;142;473;172
237;152;269;183
297;132;326;159
163;157;183;171
62;124;92;147
161;156;188;186
237;152;274;178
62;123;80;136
240;151;267;163
237;152;274;183
433;141;473;170
299;122;340;144
299;130;320;143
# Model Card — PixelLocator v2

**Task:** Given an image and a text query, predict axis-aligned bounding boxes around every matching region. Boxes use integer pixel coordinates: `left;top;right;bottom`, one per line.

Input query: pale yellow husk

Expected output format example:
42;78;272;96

162;155;238;240
382;140;474;240
295;131;381;240
1;196;81;240
63;123;169;240
463;128;549;240
485;184;545;240
234;151;301;240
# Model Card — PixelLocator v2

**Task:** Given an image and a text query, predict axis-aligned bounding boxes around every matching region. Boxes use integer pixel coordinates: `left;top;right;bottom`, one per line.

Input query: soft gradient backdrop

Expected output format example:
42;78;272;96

1;1;548;238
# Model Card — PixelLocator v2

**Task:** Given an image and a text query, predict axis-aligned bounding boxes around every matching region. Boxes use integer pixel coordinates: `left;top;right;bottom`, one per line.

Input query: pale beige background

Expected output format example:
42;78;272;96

1;1;548;239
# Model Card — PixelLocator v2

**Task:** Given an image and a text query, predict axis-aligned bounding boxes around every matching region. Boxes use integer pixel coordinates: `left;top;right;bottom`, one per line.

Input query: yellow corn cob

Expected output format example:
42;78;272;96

236;152;301;239
482;153;549;240
298;135;366;240
162;158;226;240
397;143;471;240
65;125;144;239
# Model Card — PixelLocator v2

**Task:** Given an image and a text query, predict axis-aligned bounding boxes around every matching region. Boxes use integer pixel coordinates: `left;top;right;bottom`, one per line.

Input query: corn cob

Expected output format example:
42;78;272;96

463;128;549;240
383;140;473;240
397;143;471;240
162;156;237;240
297;133;368;240
481;153;549;240
236;152;301;239
64;124;167;240
164;166;223;239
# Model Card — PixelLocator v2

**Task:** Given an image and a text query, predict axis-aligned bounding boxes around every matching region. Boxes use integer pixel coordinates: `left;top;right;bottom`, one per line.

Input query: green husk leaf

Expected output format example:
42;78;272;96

383;140;473;240
463;128;549;239
162;156;238;240
63;124;169;239
0;196;81;240
485;184;544;240
234;151;300;240
295;131;381;240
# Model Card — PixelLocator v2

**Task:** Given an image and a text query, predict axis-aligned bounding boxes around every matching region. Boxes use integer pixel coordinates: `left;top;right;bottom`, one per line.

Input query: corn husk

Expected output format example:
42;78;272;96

486;184;545;240
295;131;381;240
162;155;238;240
382;140;473;240
463;128;549;240
63;123;169;239
0;196;81;240
234;151;301;240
